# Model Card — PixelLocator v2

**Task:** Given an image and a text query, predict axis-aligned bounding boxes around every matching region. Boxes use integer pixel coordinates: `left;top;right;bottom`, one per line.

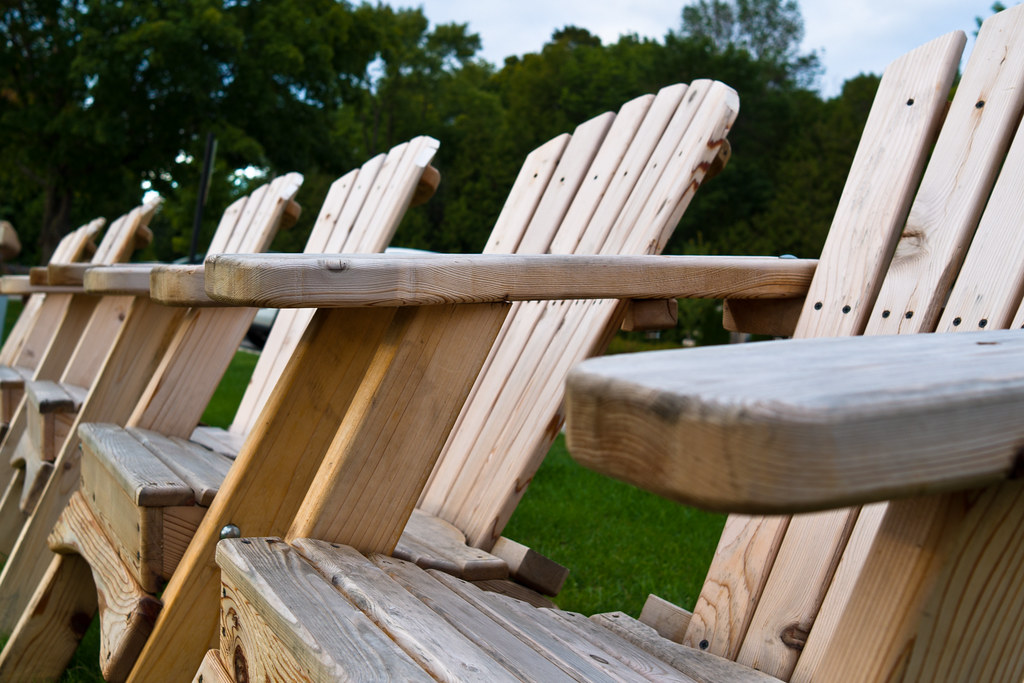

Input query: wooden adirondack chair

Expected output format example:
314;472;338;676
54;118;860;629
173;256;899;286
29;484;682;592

175;6;1024;681
0;204;156;428
0;138;440;681
0;219;100;373
82;78;787;682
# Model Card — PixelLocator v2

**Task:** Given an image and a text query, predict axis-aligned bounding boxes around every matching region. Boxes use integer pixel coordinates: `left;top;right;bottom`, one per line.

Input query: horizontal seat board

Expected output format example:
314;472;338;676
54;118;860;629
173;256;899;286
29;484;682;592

201;253;816;308
78;424;193;507
26;380;87;413
293;539;522;682
128;428;232;506
566;329;1024;514
393;510;508;581
215;537;436;681
189;426;244;459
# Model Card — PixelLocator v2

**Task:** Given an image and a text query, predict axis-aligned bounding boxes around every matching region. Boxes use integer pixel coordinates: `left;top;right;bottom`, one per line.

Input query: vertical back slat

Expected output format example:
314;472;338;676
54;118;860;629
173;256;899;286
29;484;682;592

684;31;966;665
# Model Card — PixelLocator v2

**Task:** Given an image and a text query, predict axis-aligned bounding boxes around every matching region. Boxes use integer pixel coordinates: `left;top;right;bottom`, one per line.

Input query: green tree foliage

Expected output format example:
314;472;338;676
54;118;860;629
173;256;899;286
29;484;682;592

0;0;876;302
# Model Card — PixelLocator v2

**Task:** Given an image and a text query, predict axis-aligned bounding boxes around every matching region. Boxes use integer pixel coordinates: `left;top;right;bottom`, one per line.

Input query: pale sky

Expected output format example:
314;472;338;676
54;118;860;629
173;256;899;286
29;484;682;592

414;0;1006;97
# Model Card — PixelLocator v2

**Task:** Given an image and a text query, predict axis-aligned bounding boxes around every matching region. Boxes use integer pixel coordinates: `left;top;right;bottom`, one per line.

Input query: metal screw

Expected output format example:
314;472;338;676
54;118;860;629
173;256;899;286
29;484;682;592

220;524;241;540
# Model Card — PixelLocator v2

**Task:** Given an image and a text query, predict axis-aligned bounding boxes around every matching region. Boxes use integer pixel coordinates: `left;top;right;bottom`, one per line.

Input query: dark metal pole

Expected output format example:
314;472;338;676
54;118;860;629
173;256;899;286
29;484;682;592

189;132;217;264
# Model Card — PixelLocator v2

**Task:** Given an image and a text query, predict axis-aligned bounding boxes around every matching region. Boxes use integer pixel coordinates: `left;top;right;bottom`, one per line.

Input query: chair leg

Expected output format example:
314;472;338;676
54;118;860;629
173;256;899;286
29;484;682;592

0;469;26;560
0;552;96;681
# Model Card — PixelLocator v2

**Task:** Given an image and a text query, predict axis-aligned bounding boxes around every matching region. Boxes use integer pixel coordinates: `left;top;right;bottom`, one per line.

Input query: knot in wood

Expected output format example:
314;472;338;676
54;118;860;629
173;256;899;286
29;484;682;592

780;623;810;651
233;643;249;683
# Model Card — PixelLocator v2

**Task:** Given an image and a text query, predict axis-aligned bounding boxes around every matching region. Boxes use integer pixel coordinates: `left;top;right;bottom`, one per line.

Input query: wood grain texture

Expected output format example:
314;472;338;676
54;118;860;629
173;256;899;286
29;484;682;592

393;509;509;580
638;594;692;642
286;303;509;553
0;297;185;634
568;330;1024;513
295;538;521;682
131;306;405;681
374;553;577;681
792;31;964;339
490;535;568;596
129;428;231;506
50;491;161;682
722;297;804;337
82;264;156;296
204;253;814;308
592;612;782;682
216;537;432;682
0;552;97;681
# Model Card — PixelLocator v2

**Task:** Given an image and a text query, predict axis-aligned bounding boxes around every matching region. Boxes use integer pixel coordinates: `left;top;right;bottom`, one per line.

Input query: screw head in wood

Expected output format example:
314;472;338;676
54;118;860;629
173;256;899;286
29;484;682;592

220;524;241;540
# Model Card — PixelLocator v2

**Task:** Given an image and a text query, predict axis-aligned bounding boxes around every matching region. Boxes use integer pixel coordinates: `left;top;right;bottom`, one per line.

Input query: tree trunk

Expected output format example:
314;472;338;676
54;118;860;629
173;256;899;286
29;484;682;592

40;183;73;263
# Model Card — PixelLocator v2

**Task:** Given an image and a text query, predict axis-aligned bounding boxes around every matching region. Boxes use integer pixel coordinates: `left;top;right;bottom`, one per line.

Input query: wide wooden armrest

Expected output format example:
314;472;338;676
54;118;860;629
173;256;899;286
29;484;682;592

0;275;83;295
148;265;214;306
565;329;1024;514
202;253;816;308
82;264;156;296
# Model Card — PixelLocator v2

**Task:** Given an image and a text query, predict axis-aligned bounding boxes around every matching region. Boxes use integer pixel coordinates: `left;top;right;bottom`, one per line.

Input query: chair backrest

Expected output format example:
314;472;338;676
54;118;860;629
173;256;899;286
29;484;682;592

419;81;739;550
4;201;161;372
229;137;439;436
0;218;105;367
684;6;1024;680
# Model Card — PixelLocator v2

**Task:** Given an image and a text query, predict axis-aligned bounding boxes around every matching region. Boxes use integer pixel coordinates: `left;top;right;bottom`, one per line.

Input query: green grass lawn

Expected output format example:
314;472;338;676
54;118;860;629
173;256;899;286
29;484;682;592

38;328;721;680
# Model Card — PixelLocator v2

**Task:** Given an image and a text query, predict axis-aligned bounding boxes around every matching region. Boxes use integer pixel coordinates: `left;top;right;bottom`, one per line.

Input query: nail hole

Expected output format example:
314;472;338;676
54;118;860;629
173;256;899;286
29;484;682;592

953;317;961;326
699;639;710;650
882;310;891;318
841;305;851;314
979;319;988;328
813;302;823;310
906;98;915;106
976;100;985;109
905;311;914;319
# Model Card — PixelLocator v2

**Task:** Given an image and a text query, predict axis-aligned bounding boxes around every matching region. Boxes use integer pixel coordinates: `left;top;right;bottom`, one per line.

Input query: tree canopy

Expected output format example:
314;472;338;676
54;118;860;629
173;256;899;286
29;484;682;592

0;0;872;279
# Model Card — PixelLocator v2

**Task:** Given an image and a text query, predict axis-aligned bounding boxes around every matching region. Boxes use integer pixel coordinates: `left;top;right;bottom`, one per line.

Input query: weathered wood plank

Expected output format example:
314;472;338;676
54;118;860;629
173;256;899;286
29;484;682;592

79;424;193;507
394;509;508;581
295;538;520;682
129;428;231;506
639;594;692;642
491;535;568;596
373;553;578;681
216;537;433;681
203;253;814;309
591;612;782;682
567;330;1024;512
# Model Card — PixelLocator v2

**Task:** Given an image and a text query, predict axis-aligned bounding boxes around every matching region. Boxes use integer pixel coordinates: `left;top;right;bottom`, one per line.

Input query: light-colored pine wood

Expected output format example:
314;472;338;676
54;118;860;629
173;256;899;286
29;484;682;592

0;220;21;260
429;81;742;549
0;552;97;681
51;491;160;682
490;535;568;596
432;567;684;681
285;303;509;553
82;264;155;296
568;330;1024;512
204;253;814;308
131;306;408;680
639;594;692;642
129;428;231;506
0;219;103;367
374;553;577;681
393;509;508;580
722;297;804;336
46;262;93;286
0;297;186;634
621;298;678;331
472;578;556;608
189;426;245;458
216;537;433;682
737;10;1024;678
192;650;233;683
295;537;521;682
591;612;782;682
683;30;968;666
